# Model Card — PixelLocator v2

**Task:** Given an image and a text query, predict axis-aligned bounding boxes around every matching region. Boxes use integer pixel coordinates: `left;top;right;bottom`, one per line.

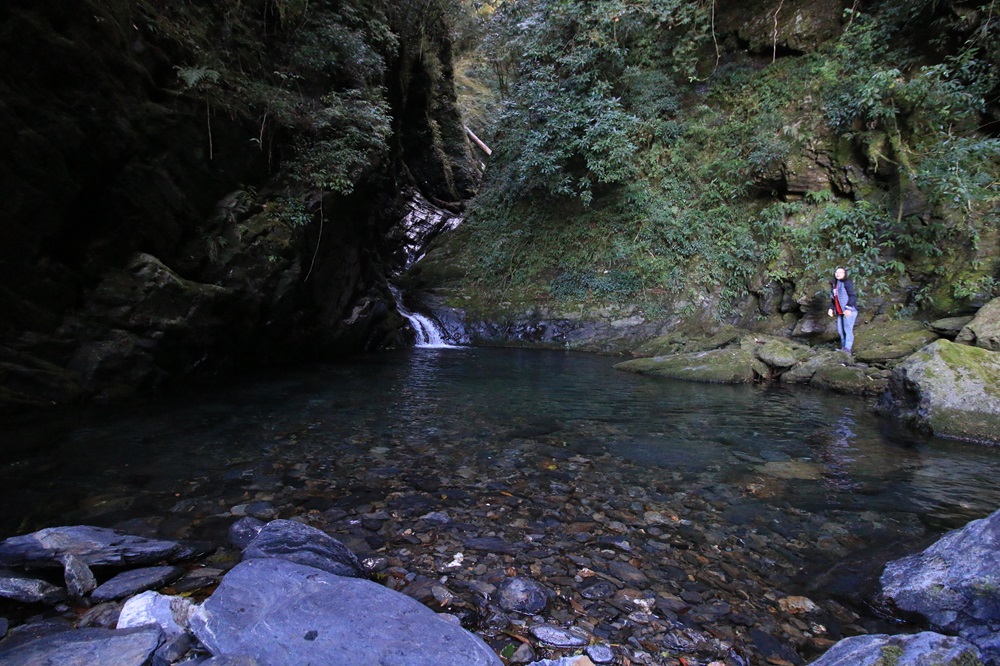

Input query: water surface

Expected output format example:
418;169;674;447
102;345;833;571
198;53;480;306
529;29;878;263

2;347;997;541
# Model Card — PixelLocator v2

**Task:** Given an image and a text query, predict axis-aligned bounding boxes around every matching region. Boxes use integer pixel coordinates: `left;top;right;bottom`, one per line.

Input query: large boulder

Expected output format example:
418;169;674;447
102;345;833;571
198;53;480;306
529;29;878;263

881;508;1000;663
807;632;983;666
190;558;502;666
615;339;769;384
876;339;1000;442
852;319;939;364
957;297;1000;351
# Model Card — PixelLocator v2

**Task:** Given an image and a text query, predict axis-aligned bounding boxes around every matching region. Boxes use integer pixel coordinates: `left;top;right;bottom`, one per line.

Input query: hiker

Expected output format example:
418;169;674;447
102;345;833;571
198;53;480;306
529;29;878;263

827;266;858;353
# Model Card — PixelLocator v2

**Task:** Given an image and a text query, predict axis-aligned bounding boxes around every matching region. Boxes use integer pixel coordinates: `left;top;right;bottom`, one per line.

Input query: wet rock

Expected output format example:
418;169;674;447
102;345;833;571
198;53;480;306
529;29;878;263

0;626;164;666
524;656;596;666
750;628;803;665
117;590;196;638
957;297;1000;351
61;554;97;599
529;624;590;648
91;565;185;602
881;508;1000;662
779;596;818;614
228;517;265;549
497;576;551;614
877;339;1000;442
580;579;615;600
0;568;66;604
807;632;983;666
190;558;501;665
0;525;187;568
586;643;615;664
242;519;364;578
464;536;518;555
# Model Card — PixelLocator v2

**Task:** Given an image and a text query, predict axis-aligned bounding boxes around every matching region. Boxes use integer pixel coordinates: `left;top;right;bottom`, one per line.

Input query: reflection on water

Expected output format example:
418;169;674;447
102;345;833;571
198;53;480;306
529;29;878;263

2;347;999;539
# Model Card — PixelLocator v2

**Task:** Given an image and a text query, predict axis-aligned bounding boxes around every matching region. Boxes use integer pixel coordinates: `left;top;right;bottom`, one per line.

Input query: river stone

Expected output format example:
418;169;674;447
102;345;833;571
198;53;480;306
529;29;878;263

190;558;501;665
242;519;364;578
0;626;164;666
529;624;590;648
615;343;768;384
497;576;551;614
0;568;67;604
957;297;1000;351
0;525;186;568
807;632;983;666
91;565;185;602
118;590;195;638
61;554;97;598
877;339;1000;442
881;508;1000;662
228;517;265;549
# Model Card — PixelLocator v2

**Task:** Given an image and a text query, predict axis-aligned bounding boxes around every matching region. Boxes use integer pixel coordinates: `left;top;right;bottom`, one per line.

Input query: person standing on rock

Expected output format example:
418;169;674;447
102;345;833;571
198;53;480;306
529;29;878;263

827;266;858;353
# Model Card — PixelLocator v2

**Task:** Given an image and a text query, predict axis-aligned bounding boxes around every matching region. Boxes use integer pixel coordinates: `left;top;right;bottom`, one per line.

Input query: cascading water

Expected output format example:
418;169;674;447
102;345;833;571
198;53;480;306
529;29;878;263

389;285;457;348
388;191;466;347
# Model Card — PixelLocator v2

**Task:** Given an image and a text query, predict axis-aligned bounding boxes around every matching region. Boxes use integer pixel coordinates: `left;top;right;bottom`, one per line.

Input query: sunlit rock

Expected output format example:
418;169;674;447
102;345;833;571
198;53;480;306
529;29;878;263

877;339;1000;442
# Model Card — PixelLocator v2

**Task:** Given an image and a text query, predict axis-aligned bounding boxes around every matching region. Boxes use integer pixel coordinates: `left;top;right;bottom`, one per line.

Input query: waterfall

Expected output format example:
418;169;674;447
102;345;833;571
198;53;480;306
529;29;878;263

389;285;458;348
388;191;466;348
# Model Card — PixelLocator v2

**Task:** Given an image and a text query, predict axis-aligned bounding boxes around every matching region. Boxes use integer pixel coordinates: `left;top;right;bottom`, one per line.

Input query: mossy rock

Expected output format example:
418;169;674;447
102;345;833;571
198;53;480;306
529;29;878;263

615;342;768;384
809;364;884;396
630;324;744;358
780;350;845;385
753;336;814;369
878;339;1000;443
957;297;1000;352
853;319;939;364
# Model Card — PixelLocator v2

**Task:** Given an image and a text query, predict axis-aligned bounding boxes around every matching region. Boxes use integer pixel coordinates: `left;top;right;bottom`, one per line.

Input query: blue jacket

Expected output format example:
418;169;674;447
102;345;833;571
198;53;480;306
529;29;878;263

831;278;857;314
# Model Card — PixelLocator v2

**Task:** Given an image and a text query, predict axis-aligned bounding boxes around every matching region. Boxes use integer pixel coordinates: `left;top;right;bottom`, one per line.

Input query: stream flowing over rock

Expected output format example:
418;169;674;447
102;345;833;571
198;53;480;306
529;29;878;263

877;339;1000;442
881;507;1000;663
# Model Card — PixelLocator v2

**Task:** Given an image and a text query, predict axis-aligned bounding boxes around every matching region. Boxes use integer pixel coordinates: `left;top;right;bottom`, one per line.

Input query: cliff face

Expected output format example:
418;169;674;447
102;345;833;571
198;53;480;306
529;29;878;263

407;0;1000;351
0;0;477;408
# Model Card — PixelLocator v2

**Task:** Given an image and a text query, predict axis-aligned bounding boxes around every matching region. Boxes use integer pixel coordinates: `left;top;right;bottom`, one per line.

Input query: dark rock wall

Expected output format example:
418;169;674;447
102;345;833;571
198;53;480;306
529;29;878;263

0;0;477;409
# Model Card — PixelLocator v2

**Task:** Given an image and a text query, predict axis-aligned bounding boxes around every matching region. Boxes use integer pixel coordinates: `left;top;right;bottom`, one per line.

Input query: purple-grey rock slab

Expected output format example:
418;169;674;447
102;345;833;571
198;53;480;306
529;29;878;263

0;526;186;568
807;632;983;666
190;558;501;666
0;626;163;666
881;507;1000;662
242;519;364;578
90;565;185;602
0;568;67;604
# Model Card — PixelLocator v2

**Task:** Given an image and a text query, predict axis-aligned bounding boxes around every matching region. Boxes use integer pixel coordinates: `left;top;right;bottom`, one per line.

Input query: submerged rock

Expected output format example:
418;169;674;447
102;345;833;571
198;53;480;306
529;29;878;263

807;632;983;666
190;558;501;665
881;508;1000;663
876;339;1000;442
497;576;551;615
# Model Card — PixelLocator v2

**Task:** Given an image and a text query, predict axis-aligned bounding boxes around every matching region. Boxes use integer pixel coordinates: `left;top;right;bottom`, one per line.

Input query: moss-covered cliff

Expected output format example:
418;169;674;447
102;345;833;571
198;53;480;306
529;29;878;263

406;0;1000;351
0;0;477;408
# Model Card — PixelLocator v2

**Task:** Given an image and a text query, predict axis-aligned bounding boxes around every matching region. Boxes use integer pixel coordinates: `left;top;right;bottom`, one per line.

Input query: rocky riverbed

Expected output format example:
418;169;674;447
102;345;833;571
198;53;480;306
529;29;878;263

0;421;962;665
